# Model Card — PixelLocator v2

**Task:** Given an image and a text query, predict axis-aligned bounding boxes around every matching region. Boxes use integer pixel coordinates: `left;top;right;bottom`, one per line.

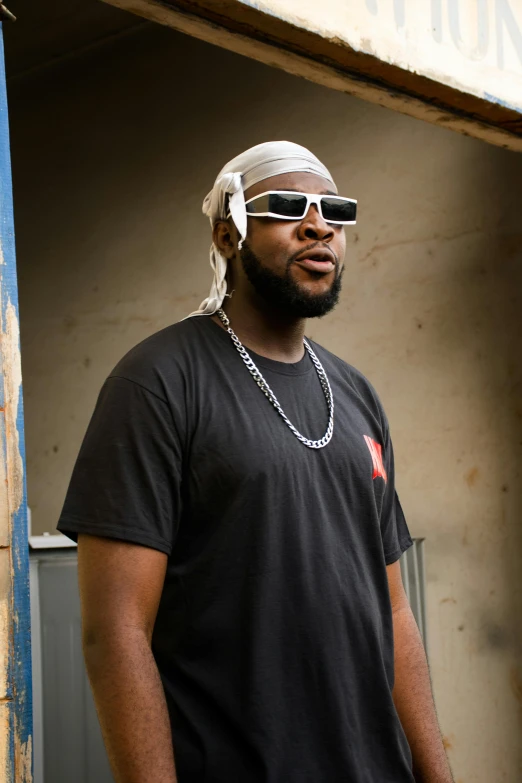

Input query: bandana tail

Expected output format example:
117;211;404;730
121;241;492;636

185;172;245;318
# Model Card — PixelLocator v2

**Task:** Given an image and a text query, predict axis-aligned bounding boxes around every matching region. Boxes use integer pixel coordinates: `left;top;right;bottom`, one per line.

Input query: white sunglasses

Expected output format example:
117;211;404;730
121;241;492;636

243;190;357;225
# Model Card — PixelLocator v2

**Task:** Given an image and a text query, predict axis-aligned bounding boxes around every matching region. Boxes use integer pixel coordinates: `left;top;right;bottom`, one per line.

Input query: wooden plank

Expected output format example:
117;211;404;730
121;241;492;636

0;22;33;783
101;0;522;151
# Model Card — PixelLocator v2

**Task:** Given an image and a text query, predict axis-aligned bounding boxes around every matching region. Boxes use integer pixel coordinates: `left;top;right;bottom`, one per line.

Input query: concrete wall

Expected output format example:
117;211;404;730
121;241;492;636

7;22;522;783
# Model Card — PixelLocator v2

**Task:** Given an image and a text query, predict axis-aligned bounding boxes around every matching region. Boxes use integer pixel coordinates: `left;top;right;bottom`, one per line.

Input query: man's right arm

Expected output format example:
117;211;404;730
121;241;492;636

78;533;177;783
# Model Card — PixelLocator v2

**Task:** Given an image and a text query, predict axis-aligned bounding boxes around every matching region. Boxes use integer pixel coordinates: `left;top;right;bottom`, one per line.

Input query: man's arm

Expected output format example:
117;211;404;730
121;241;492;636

78;533;177;783
387;560;454;783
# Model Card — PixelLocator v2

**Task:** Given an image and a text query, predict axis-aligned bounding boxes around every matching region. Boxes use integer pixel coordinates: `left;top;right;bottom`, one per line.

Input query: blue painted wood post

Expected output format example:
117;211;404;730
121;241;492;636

0;22;33;782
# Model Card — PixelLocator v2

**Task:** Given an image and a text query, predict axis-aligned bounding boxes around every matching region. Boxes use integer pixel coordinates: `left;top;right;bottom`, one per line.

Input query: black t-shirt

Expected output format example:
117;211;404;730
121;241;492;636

58;315;414;783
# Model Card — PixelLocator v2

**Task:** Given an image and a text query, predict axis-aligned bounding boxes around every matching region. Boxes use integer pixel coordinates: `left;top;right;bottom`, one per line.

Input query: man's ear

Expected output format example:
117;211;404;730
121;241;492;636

213;220;238;260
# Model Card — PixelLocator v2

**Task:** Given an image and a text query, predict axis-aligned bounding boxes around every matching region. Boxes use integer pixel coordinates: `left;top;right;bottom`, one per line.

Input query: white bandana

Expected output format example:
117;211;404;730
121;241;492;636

186;141;336;318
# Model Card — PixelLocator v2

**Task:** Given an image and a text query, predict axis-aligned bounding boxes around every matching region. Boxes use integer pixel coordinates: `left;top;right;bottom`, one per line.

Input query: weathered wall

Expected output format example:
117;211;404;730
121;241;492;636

6;22;522;783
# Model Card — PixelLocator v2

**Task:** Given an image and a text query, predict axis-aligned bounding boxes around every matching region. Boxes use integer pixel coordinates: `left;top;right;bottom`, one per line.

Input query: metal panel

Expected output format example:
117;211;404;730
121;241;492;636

400;538;428;653
32;551;113;783
29;561;43;783
0;21;32;783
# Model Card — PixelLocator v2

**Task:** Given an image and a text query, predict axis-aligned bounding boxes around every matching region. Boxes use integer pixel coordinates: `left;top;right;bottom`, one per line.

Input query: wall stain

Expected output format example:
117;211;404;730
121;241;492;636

442;734;455;751
62;315;77;333
464;467;479;487
357;227;483;265
440;597;457;604
482;622;510;652
510;666;522;705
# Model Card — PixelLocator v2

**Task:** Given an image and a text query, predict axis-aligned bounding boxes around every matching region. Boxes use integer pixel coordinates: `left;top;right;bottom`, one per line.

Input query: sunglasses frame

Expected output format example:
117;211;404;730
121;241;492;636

243;190;357;225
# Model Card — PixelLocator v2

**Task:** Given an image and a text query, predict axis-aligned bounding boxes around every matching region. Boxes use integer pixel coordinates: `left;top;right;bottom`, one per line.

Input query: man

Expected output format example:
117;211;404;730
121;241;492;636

58;141;453;783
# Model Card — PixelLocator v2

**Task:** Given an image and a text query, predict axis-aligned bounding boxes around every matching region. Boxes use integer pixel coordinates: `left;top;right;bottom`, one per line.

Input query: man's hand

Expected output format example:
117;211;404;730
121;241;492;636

79;534;177;783
387;560;454;783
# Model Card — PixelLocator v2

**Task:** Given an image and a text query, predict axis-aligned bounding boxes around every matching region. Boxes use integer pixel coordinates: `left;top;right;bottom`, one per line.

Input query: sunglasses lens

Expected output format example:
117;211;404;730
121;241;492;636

244;194;269;214
321;197;357;223
268;193;308;217
247;193;307;217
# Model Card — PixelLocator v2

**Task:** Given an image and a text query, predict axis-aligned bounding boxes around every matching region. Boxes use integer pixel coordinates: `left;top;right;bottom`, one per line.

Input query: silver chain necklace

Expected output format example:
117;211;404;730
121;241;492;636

216;309;334;449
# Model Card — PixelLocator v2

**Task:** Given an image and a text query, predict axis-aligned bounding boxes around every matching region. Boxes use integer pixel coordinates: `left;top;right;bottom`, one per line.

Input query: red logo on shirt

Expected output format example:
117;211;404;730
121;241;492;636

363;436;387;483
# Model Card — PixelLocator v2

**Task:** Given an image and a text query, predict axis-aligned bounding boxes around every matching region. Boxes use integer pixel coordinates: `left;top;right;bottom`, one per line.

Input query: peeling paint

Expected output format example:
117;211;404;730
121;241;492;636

0;398;8;549
14;717;32;780
0;548;9;688
3;299;24;518
484;91;522;111
0;703;9;780
0;26;33;783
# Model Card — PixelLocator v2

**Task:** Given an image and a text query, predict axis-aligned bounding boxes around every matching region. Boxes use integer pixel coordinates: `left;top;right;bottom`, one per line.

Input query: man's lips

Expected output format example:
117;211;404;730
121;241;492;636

294;250;336;274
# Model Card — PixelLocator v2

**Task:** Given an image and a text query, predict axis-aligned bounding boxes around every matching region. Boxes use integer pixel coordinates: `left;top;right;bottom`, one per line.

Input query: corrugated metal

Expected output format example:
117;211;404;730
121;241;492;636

399;538;428;651
30;552;113;783
29;560;43;783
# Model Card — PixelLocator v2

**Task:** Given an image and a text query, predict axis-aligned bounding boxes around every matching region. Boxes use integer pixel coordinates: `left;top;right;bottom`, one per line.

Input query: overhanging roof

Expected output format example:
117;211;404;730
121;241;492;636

100;0;522;151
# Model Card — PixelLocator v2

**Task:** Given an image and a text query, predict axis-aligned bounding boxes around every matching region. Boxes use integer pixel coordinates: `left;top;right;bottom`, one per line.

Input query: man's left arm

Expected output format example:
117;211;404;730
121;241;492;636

387;560;454;783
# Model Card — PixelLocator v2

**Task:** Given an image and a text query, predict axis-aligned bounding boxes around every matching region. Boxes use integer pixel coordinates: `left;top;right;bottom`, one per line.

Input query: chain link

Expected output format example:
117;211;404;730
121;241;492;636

216;309;334;449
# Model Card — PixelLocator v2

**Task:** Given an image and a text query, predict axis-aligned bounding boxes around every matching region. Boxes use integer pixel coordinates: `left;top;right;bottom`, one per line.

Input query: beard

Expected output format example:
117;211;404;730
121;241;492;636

239;242;344;319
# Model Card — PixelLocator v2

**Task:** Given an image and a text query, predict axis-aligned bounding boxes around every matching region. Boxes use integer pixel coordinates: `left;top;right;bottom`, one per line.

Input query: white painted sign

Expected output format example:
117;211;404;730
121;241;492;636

241;0;522;112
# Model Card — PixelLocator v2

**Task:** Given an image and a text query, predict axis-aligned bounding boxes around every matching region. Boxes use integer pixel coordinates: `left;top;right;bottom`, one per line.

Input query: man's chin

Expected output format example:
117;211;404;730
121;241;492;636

288;277;343;318
240;242;343;318
255;276;342;319
285;296;340;319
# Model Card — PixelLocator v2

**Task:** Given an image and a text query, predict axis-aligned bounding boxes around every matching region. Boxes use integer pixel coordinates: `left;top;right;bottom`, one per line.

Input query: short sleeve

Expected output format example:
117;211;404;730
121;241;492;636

57;376;183;555
379;423;413;565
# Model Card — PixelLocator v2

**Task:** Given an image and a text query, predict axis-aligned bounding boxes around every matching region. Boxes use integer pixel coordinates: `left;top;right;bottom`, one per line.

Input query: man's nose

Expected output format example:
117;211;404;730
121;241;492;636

298;204;335;242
